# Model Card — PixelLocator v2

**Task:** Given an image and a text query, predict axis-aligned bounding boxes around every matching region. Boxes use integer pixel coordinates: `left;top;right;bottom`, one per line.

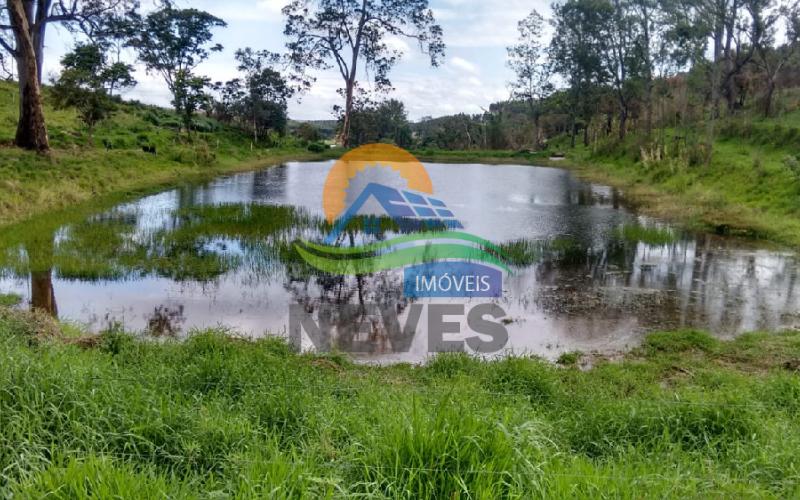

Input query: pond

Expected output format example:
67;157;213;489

1;161;799;362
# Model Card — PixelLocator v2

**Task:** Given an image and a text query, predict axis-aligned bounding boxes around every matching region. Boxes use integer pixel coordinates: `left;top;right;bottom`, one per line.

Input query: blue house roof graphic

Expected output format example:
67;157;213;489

324;183;464;244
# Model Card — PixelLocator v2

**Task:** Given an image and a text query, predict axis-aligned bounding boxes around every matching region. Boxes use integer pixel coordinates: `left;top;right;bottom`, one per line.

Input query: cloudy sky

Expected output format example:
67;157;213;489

41;0;551;121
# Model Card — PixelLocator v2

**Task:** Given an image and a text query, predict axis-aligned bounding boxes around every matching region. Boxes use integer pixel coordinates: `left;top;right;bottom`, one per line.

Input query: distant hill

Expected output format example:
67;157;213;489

288;119;338;140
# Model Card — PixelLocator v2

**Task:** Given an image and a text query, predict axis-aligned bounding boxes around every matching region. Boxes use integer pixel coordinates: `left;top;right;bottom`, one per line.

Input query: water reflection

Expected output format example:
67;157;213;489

0;162;798;361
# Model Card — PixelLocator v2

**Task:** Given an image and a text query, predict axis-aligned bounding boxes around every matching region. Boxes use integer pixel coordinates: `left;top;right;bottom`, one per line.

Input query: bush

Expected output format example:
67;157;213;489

307;141;327;153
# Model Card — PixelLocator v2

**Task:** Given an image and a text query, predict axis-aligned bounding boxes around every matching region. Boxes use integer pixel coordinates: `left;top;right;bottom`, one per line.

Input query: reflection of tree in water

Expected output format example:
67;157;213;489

281;221;414;354
146;305;186;337
29;232;57;317
0;201;325;324
284;269;410;354
522;232;800;334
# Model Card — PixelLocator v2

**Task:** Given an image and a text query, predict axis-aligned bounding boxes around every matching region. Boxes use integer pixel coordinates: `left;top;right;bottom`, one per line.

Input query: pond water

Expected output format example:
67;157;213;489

1;161;799;362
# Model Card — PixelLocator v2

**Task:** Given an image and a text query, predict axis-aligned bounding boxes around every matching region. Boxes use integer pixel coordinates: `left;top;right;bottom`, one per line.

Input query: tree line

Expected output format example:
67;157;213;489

4;0;798;157
408;0;800;158
0;0;443;152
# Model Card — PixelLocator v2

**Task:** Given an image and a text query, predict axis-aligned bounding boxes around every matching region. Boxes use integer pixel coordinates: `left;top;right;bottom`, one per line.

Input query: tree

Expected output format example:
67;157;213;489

507;10;553;148
234;48;294;140
282;0;444;147
550;0;608;147
748;0;800;116
172;71;211;134
128;1;225;134
295;122;320;142
601;0;640;140
630;0;673;137
51;43;134;140
0;0;137;151
344;97;412;147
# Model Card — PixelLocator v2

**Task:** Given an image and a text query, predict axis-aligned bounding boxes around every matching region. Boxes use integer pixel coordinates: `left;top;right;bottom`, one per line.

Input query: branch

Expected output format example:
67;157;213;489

0;35;16;57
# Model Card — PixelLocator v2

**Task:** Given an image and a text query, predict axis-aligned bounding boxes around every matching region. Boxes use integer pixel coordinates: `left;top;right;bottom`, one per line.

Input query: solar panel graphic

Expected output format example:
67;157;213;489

323;182;463;244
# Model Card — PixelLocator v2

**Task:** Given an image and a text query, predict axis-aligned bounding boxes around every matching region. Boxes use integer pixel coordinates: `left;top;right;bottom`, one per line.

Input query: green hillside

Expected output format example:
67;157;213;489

0;81;331;226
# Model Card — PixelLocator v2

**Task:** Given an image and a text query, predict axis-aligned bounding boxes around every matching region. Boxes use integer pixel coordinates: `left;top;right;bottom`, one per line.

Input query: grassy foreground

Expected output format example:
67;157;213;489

1;307;799;497
0;82;334;227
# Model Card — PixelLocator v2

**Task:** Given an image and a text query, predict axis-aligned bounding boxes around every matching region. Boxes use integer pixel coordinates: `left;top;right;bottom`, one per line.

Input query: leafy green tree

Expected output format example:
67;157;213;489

600;0;640;140
51;43;135;141
282;0;445;147
234;48;293;140
172;71;211;135
345;98;412;147
295;122;320;142
128;1;225;134
507;10;553;148
748;0;800;116
550;0;609;147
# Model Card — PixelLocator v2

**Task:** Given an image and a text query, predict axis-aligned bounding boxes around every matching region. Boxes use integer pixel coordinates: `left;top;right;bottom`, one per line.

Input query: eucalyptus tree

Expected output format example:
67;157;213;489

748;0;800;116
507;10;553;148
282;0;445;146
0;0;136;151
550;0;609;147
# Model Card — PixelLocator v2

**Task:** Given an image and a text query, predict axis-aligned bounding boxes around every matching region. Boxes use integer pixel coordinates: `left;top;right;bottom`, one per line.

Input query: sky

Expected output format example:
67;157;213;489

40;0;552;121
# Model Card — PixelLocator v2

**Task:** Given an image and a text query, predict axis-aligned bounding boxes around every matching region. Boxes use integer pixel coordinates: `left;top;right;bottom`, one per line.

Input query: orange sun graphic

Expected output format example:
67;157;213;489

322;144;433;222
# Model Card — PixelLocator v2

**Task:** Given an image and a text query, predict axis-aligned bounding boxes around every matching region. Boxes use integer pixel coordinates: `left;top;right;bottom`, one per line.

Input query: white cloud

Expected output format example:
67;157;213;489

434;0;551;48
450;56;478;74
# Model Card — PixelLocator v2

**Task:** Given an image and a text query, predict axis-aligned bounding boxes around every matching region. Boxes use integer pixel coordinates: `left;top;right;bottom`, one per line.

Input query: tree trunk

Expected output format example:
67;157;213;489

340;80;354;147
764;78;776;118
8;0;49;152
583;119;589;147
570;116;577;148
644;81;653;138
619;107;627;141
31;269;57;317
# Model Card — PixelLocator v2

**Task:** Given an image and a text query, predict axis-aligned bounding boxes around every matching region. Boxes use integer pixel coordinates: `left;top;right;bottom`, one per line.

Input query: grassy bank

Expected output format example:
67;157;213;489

545;118;800;246
1;307;799;497
413;110;800;247
0;82;335;227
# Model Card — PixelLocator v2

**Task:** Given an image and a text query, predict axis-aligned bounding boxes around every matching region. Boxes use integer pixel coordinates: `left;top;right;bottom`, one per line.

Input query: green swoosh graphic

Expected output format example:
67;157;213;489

304;231;507;257
295;242;511;274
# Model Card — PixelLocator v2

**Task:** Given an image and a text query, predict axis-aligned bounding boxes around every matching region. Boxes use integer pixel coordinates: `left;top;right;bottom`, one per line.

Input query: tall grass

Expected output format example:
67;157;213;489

0;313;799;497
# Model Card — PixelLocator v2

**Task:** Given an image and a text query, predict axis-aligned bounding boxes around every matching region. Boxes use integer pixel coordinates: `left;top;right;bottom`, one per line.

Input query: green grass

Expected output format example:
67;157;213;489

0;293;21;306
1;308;799;497
0;81;337;227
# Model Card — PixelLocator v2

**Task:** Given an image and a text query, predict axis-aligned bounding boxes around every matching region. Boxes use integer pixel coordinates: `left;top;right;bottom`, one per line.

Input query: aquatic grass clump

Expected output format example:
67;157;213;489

348;398;540;498
423;351;480;378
